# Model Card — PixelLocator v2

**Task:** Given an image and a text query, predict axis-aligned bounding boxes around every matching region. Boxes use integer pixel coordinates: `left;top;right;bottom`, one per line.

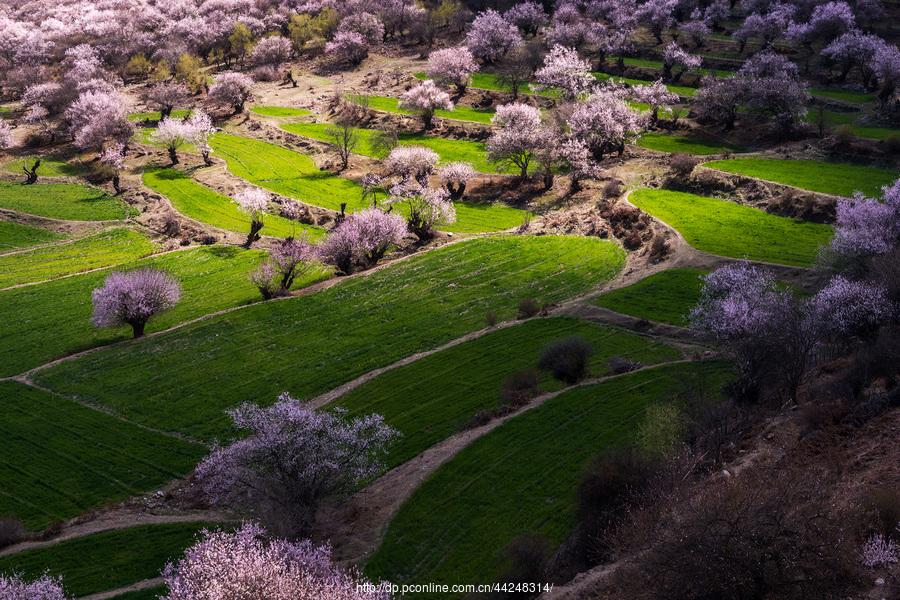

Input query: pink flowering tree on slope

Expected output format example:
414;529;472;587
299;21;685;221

234;188;270;248
384;145;439;185
0;574;68;600
465;9;523;64
65;89;132;151
319;208;407;274
389;182;456;239
830;178;900;259
325;31;369;69
691;262;893;403
0;121;13;150
162;523;389;600
427;47;479;94
438;162;476;200
568;89;645;161
632;80;680;125
150;110;214;166
486;103;545;179
398;79;453;130
504;2;548;36
92;269;182;338
141;82;192;120
533;45;594;100
100;142;125;194
195;394;397;537
208;72;254;115
250;237;319;299
662;42;702;82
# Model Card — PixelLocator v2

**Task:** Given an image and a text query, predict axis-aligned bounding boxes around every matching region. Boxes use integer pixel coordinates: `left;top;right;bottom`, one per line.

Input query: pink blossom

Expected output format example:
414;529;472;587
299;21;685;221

195;394;397;535
234;187;269;217
486;103;545;178
250;35;291;67
438;162;476;199
861;533;899;568
663;42;702;82
162;523;390;600
465;9;523;64
398;80;453;129
325;31;369;68
427;47;479;92
142;83;192;120
319;208;407;273
504;2;548;36
0;121;13;149
65;89;132;150
0;574;69;600
809;276;892;338
631;80;680;123
567;89;645;160
832;187;900;257
389;184;456;238
208;72;254;114
533;45;594;99
337;13;385;45
92;269;182;338
384;145;439;183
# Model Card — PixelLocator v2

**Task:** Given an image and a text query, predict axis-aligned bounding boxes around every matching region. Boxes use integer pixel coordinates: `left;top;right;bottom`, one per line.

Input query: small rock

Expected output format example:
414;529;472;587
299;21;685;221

875;578;884;586
722;469;731;478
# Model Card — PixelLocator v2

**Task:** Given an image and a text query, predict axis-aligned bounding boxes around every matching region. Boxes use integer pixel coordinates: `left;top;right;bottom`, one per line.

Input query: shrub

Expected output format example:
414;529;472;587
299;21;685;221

500;369;540;408
603;180;623;199
538;336;593;383
498;534;549;588
884;133;900;154
485;310;498;327
834;124;855;145
669;152;699;180
867;488;900;538
517;298;541;319
0;517;26;549
608;356;642;374
861;533;898;568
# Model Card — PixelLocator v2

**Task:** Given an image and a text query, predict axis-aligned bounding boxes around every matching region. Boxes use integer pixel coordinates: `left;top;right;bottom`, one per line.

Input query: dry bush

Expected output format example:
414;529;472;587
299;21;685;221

485;310;498;327
603;180;623;199
669;152;699;181
648;235;669;262
608;356;642;374
500;369;540;408
517;298;541;319
162;212;181;237
0;518;25;549
538;336;593;384
495;534;550;597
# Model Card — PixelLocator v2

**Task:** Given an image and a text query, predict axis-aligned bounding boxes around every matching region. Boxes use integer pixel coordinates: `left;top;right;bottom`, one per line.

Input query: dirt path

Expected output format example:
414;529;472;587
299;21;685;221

0;510;224;558
314;359;700;565
80;577;164;600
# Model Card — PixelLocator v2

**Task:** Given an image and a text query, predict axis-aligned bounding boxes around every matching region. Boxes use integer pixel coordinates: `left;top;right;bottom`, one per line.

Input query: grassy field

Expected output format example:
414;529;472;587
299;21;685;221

350;94;495;124
335;317;681;469
608;56;733;78
704;158;897;198
0;221;63;251
0;245;332;377
142;168;324;240
280;121;509;174
1;156;85;178
209;133;365;212
810;87;876;104
128;109;191;122
804;108;899;141
630;189;833;266
636;132;740;155
0;228;155;289
0;381;204;530
366;361;733;593
0;523;206;596
595;268;707;326
250;105;312;117
110;586;168;600
136;126;198;154
0;181;134;221
35;236;625;439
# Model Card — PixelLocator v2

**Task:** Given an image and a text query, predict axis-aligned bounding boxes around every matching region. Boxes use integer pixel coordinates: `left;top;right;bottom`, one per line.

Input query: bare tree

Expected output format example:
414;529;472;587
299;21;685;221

326;116;358;171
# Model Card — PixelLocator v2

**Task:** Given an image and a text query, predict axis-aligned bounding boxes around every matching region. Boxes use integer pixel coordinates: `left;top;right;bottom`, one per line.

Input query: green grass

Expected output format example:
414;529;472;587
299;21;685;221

609;56;734;78
803;109;899;141
1;156;85;178
636;131;740;155
279;122;530;231
209;133;365;212
0;221;63;251
0;181;134;221
630;189;833;266
416;71;558;98
0;228;155;288
704;158;898;198
136;126;197;154
592;72;697;97
335;317;681;469
595;268;707;326
128;109;191;122
0;523;206;595
250;105;312;117
0;245;332;377
366;361;733;593
142;168;324;240
36;236;625;440
280;121;508;174
350;94;496;124
0;382;204;530
810;87;876;104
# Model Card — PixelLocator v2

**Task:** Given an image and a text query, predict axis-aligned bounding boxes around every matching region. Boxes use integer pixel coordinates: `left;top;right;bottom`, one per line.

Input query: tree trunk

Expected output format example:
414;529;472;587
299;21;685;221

161;106;173;119
203;151;212;166
423;111;434;130
113;174;121;194
168;146;179;165
130;320;146;338
244;219;264;248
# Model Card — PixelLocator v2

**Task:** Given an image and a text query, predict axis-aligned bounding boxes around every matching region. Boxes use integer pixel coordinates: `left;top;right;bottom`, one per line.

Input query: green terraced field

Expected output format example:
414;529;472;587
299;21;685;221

415;71;557;98
109;586;168;600
136;126;198;154
630;189;833;266
350;94;495;124
0;221;63;251
0;228;155;288
209;133;365;212
0;522;206;596
280;121;508;174
0;382;204;530
35;236;625;439
1;156;85;178
128;109;191;122
636;132;740;155
0;245;331;377
595;268;707;326
609;56;733;78
810;87;876;104
0;181;134;221
366;362;733;594
804;109;899;141
142;168;324;240
335;317;682;469
250;105;312;117
704;158;898;198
